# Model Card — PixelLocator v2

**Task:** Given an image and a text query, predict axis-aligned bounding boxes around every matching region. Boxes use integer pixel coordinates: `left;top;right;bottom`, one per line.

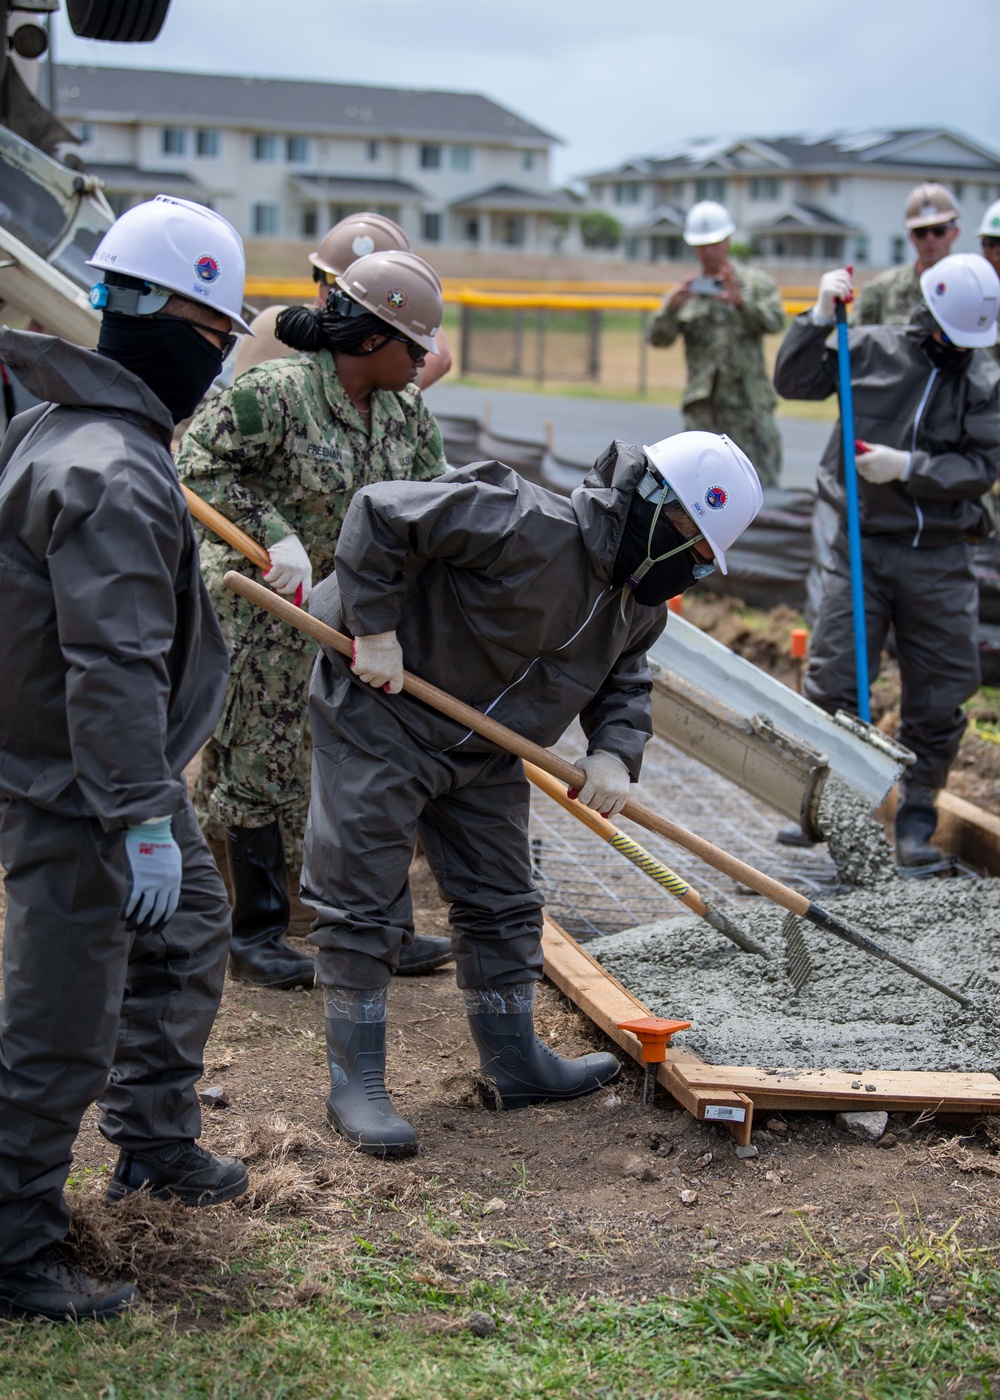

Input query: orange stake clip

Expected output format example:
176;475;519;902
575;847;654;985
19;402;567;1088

617;1016;692;1106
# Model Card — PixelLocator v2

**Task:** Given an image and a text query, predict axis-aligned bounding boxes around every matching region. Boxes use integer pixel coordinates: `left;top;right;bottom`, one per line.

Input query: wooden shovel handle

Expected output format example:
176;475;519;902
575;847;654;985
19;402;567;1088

182;485;271;572
222;570;812;919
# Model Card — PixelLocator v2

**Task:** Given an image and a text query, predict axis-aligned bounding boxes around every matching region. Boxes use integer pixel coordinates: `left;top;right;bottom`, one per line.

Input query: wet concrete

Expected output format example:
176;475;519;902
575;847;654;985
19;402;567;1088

595;877;1000;1073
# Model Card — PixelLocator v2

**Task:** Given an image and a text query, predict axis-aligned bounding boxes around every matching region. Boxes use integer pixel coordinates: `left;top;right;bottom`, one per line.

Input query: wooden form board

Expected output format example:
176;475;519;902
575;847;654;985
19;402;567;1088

541;917;1000;1142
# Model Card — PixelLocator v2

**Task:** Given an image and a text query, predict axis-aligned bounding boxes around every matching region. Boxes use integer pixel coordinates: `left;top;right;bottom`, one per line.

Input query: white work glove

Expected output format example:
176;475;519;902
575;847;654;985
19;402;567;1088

569;750;631;820
352;630;405;694
855;443;911;484
263;533;312;605
123;818;182;931
814;268;854;322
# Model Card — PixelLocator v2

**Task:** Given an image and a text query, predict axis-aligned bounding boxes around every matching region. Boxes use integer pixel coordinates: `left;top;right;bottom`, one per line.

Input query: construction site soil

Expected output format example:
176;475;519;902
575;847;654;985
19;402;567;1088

2;596;1000;1314
3;860;1000;1316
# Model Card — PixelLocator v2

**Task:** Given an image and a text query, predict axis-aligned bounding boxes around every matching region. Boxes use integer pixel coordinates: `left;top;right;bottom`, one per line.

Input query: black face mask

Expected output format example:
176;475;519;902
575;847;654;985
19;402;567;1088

922;333;972;374
612;492;706;606
97;313;224;424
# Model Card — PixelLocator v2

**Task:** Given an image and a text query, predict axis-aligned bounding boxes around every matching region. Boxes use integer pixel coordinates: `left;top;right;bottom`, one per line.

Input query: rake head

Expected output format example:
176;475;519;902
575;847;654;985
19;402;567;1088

782;912;813;996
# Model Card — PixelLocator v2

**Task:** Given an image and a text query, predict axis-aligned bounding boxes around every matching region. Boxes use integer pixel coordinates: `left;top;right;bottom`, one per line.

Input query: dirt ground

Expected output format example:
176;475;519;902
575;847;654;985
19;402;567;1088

1;852;994;1313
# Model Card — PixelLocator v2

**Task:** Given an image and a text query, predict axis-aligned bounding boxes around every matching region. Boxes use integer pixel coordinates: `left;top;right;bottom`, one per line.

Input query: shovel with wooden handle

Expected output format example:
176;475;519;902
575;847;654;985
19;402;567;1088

222;569;975;1012
522;760;769;958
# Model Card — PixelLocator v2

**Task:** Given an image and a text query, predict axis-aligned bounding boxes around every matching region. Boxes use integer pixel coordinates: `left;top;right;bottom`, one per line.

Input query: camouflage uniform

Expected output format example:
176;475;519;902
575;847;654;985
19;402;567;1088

177;351;446;843
647;265;785;485
856;263;922;327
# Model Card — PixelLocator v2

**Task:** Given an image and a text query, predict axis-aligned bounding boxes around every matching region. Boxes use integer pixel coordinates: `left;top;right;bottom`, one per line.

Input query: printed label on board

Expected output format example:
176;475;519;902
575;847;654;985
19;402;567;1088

704;1105;747;1123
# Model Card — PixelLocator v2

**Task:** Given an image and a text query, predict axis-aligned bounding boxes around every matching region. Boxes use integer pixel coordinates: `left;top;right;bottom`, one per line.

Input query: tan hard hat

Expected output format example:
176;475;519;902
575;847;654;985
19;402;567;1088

309;212;410;279
335;250;442;354
904;183;961;230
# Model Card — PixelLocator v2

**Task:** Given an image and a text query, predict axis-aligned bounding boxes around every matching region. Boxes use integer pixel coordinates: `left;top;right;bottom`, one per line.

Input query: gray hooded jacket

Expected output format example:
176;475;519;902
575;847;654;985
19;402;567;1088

309;442;668;778
774;310;1000;547
0;329;229;827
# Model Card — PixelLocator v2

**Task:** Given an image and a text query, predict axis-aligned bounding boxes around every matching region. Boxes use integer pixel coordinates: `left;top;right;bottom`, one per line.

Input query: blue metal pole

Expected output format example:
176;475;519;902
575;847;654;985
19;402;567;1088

834;299;870;723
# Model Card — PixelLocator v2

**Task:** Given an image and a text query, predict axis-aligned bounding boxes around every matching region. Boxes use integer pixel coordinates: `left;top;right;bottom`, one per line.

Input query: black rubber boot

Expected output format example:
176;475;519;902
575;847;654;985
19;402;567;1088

0;1248;138;1321
465;988;621;1110
895;798;943;867
325;1010;418;1158
396;933;453;976
226;823;315;989
106;1141;249;1205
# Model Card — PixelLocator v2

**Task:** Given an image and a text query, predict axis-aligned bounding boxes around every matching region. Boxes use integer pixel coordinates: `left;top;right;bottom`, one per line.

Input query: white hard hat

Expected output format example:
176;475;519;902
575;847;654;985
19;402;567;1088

641;431;763;575
86;195;252;333
683;201;736;247
919;253;1000;348
977;198;1000;239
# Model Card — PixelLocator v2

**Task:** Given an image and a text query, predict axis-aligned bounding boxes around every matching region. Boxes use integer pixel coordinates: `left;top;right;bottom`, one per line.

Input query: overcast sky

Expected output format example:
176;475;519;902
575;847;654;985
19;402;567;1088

51;0;1000;182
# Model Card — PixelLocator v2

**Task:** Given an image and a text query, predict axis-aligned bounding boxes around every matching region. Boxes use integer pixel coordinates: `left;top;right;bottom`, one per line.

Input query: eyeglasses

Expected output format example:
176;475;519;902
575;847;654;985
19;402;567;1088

912;223;955;240
156;312;237;360
381;331;426;362
982;237;1000;250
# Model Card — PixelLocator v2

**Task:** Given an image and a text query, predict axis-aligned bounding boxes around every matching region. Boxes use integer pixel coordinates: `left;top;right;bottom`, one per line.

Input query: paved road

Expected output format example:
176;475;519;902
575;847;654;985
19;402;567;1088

423;382;831;492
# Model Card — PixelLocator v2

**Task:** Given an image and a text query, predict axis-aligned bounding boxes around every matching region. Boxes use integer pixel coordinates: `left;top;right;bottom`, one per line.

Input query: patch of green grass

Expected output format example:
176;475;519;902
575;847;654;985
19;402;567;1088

2;1225;999;1399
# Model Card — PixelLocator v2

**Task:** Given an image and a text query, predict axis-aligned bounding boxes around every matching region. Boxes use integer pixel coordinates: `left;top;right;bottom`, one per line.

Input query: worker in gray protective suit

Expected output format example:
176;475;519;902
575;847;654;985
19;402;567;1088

302;431;763;1158
0;197;255;1323
774;255;1000;866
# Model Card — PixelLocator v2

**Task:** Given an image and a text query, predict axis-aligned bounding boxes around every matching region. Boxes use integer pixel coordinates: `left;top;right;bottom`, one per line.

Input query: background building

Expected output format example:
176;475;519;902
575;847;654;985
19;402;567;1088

57;64;582;254
582;130;1000;267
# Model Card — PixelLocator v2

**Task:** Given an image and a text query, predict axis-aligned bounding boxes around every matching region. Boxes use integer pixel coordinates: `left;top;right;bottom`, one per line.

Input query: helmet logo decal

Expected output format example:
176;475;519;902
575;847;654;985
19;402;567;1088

195;254;220;283
387;287;408;308
935;282;946;295
705;485;728;510
352;234;376;257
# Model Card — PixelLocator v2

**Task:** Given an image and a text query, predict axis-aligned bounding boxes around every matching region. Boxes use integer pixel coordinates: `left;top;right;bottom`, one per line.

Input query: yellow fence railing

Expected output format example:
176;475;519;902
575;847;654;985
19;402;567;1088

243;277;816;317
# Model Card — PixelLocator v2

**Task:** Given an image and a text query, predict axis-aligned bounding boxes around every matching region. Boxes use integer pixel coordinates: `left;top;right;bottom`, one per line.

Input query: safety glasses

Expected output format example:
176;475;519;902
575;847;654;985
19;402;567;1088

912;223;955;240
156;312;237;360
381;331;426;362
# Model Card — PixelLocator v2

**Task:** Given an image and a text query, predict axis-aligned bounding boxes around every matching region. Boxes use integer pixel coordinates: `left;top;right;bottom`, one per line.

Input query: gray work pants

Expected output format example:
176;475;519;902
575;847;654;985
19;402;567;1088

301;675;544;992
804;533;980;792
0;796;230;1266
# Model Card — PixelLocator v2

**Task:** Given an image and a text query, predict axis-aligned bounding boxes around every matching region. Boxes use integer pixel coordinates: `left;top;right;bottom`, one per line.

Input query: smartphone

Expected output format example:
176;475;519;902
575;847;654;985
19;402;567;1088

688;276;724;297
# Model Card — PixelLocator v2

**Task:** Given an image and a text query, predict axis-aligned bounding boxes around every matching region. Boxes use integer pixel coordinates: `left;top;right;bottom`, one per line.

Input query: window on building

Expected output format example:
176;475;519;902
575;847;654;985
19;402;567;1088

822;235;844;260
666;180;685;201
106;193;127;217
891;235;906;264
828;176;840;194
614;182;642;204
366;139;381;162
301;208;318;238
419;144;442;170
77;122;93;144
195;129;220;157
464;217;480;243
695;177;726;201
161;127;185;155
450;145;473;172
522;150;536;172
982;184;993;201
953;181;964;199
253;134;278;162
252;203;280;236
286;136;309;164
854;235;869;264
749;176;782;200
421;211;442;242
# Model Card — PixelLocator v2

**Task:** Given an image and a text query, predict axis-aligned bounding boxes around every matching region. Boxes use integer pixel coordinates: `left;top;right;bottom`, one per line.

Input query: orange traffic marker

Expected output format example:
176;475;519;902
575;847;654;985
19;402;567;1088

618;1016;692;1106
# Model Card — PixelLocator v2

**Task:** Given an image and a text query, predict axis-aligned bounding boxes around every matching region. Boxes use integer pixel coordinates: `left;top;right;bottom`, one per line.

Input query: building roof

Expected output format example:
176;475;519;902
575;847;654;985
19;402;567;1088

449;182;579;212
743;202;861;235
55;65;560;146
583;128;1000;182
291;173;427;202
83;162;200;193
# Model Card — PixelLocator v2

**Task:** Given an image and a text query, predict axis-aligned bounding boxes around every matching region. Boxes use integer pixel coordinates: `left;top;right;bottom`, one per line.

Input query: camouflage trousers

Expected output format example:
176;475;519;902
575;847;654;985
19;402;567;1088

193;570;315;862
683;400;782;487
